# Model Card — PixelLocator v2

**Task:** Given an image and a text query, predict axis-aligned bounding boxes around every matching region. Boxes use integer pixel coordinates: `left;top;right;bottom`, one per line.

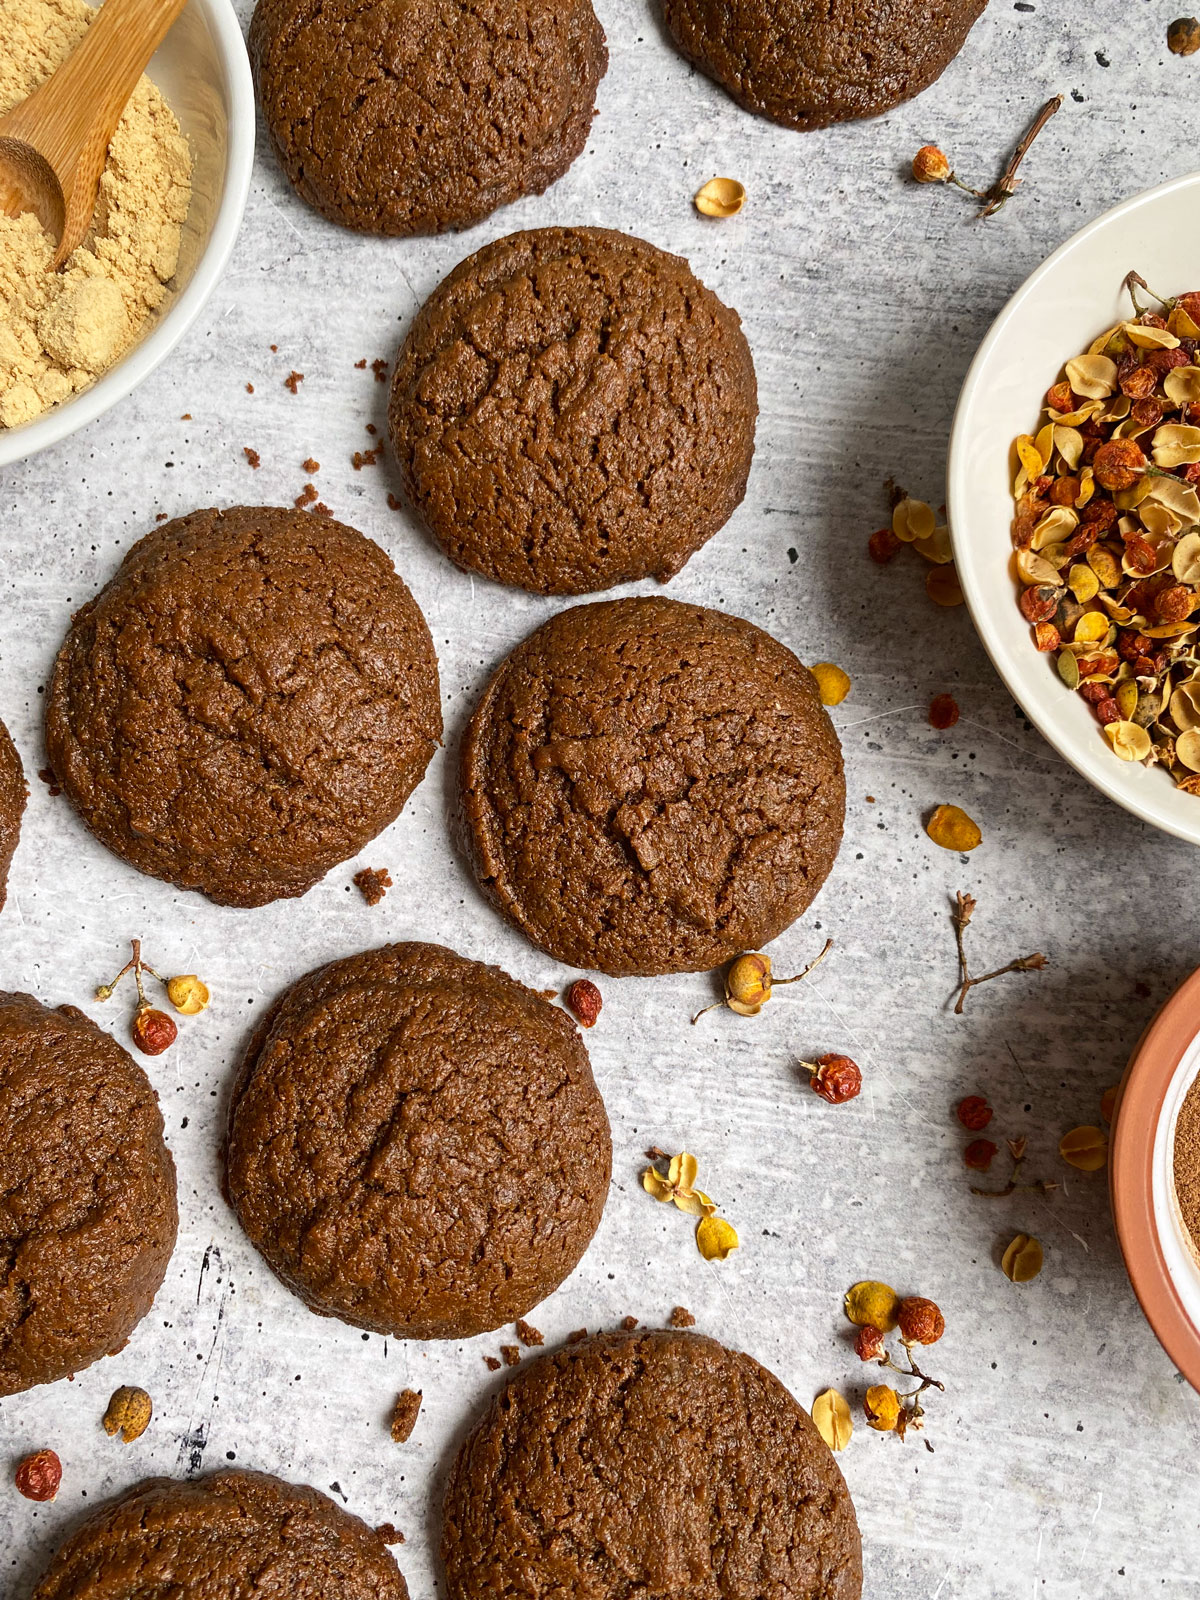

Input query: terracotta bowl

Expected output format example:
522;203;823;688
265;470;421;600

1111;966;1200;1390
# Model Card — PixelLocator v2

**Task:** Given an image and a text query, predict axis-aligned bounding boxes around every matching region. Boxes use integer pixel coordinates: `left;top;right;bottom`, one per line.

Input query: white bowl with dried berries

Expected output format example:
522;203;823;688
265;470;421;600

949;171;1200;846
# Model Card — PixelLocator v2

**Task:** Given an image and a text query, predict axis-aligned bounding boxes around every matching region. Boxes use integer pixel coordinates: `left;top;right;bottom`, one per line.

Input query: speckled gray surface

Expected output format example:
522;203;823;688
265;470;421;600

1;1;1198;1595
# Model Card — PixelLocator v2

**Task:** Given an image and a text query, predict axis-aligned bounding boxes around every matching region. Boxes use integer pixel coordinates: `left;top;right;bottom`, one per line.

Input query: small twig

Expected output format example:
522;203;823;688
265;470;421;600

978;95;1063;218
953;891;1047;1013
970;1139;1059;1198
771;937;834;991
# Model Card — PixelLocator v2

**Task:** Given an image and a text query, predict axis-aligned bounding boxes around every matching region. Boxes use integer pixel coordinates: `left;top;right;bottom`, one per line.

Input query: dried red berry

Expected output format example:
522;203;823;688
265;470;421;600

854;1324;886;1362
1156;584;1194;623
897;1296;945;1346
1093;438;1147;492
868;527;902;565
1131;396;1165;429
1120;364;1157;400
132;1006;177;1056
1094;697;1122;726
1019;584;1062;625
963;1138;998;1171
566;978;602;1028
15;1450;61;1502
1048;476;1080;506
929;693;960;730
1044;381;1074;412
809;1054;862;1105
1079;682;1111;705
1033;621;1060;652
956;1095;993;1131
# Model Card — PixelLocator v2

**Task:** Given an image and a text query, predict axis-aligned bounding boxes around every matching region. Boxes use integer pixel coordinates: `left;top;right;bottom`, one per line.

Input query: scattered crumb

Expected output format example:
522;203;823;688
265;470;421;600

371;358;389;382
36;768;61;796
355;358;367;369
354;866;392;906
484;1356;501;1371
352;449;379;470
284;370;304;394
620;1315;639;1331
245;382;254;393
390;1389;422;1444
645;1146;669;1161
302;457;320;474
155;512;168;522
387;493;402;511
294;483;318;509
314;502;333;517
866;795;876;803
669;1306;696;1329
270;343;278;352
243;447;260;469
500;1345;521;1367
375;1524;405;1546
180;412;191;420
566;1328;587;1344
365;422;378;435
516;1319;543;1347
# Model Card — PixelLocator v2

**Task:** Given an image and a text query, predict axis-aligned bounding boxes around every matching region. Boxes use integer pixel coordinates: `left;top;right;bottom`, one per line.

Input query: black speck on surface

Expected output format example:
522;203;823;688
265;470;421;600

1095;49;1110;65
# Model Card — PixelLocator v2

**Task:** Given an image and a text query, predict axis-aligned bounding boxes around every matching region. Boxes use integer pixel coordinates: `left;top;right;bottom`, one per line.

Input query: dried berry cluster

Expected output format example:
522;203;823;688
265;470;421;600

867;489;963;608
1012;276;1200;790
95;939;209;1057
641;1150;740;1261
844;1281;946;1445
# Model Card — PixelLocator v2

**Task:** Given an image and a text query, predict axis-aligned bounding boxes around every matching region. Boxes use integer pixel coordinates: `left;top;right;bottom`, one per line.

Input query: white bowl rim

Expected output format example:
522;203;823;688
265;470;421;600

0;0;254;471
947;169;1200;848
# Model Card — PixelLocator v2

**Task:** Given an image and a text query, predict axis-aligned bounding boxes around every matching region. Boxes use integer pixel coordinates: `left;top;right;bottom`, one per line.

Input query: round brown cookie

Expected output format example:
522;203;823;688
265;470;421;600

443;1328;863;1600
0;716;26;913
461;596;845;975
662;0;986;131
249;0;606;237
45;506;441;908
389;227;758;594
0;992;177;1397
30;1469;408;1600
225;942;611;1339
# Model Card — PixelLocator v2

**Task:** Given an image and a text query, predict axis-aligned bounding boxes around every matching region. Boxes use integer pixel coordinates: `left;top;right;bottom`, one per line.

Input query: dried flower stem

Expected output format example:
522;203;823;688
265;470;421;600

953;892;1046;1014
970;1139;1059;1198
96;938;164;1006
978;95;1063;218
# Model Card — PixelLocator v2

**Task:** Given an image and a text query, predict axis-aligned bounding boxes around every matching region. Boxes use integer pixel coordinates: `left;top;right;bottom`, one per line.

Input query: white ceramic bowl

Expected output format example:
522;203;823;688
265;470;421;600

948;171;1200;846
0;0;253;468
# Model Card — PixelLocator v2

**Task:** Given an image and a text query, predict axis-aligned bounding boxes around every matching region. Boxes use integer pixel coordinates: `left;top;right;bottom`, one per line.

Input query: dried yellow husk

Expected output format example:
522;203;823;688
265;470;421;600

1165;365;1200;405
1016;549;1061;586
1113;477;1155;511
1170;680;1200;731
1074;611;1111;644
696;1215;739;1261
1087;324;1122;357
1053;426;1084;469
1050;402;1101;428
1001;1233;1044;1282
913;524;953;565
1140;500;1182;539
1058;1125;1109;1172
1153;423;1200;467
1144;476;1200;521
1031;506;1078;549
1087;545;1122;587
1105;719;1152;761
1115;679;1140;719
843;1280;900;1330
1067;563;1100;602
694;177;746;218
1169;305;1200;338
1142;619;1198;638
893;497;936;542
1065;353;1117;397
1123;320;1181;350
1057;650;1080;688
1177;727;1200;771
1076;466;1096;507
812;1389;853;1452
1173;530;1200;584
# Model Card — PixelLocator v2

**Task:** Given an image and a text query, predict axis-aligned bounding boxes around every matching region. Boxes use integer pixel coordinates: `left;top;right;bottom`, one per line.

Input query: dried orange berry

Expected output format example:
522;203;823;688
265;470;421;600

1058;1125;1109;1172
844;1280;899;1331
811;662;851;706
911;145;951;183
897;1296;944;1345
963;1138;997;1170
957;1095;993;1130
1092;437;1146;491
929;693;960;729
925;804;982;852
166;975;209;1015
103;1386;153;1443
566;978;602;1027
864;1384;901;1432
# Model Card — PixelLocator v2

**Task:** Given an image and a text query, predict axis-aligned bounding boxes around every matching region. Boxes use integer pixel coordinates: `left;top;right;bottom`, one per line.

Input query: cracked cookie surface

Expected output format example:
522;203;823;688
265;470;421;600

250;0;607;236
662;0;986;130
226;942;611;1339
0;991;177;1397
461;596;845;975
442;1329;863;1600
30;1470;408;1599
389;226;757;594
0;716;25;913
45;505;441;908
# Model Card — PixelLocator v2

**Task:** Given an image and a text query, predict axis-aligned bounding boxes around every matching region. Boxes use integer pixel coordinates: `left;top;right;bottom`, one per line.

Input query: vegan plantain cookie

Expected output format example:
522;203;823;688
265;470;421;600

443;1328;863;1600
0;715;26;912
45;506;441;908
225;942;611;1339
249;0;607;236
30;1469;408;1600
389;226;757;594
662;0;987;131
461;597;845;975
0;992;177;1397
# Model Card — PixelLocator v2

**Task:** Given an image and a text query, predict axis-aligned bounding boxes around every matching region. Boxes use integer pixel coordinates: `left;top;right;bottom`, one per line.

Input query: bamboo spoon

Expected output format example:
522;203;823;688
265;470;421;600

0;0;188;270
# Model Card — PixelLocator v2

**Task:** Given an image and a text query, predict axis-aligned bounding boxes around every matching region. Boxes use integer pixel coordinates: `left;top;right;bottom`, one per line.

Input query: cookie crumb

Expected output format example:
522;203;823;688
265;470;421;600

484;1355;502;1371
620;1315;639;1330
243;446;260;469
284;370;304;394
566;1328;587;1344
354;866;392;906
180;412;191;420
365;422;378;435
352;448;379;470
302;457;320;474
245;382;254;393
313;502;333;517
294;483;318;509
355;358;367;369
371;358;389;382
375;1523;405;1545
387;493;402;511
500;1345;521;1367
669;1306;696;1328
390;1389;422;1443
516;1319;543;1347
155;512;168;522
36;767;61;796
270;344;278;352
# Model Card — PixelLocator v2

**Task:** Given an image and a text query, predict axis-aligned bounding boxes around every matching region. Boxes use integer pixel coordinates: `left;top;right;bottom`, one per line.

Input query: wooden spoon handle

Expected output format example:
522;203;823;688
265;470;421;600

5;0;189;263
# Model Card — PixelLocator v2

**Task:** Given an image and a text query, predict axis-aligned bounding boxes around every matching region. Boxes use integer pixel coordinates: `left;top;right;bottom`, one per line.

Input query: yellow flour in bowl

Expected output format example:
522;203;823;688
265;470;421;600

0;0;192;429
